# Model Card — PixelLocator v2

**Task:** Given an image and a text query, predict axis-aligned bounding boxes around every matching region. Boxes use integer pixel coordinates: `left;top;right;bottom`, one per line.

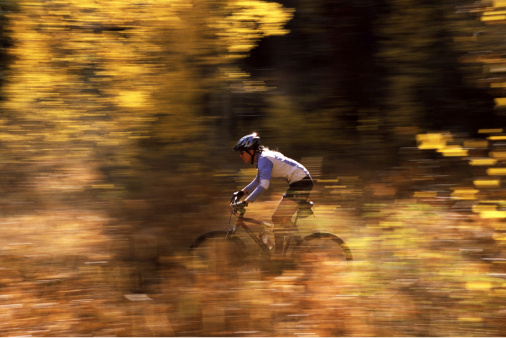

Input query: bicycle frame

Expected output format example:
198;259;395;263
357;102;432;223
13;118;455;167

227;209;274;255
189;202;352;267
227;205;307;256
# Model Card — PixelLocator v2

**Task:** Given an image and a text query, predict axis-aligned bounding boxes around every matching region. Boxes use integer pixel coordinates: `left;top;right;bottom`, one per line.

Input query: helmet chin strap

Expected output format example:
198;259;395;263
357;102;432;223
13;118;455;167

250;150;256;165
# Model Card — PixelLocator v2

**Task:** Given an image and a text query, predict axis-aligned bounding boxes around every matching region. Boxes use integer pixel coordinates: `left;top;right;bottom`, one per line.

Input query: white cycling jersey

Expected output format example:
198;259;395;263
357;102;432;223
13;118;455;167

244;149;311;202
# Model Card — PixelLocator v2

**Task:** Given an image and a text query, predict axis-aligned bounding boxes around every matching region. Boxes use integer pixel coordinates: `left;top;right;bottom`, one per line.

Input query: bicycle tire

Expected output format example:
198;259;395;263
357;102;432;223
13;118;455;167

188;230;246;273
302;232;353;261
290;232;353;271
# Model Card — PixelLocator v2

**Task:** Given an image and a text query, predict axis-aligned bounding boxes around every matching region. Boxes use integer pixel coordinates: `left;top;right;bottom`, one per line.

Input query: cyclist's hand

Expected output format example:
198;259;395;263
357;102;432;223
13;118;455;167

233;200;248;210
230;190;245;204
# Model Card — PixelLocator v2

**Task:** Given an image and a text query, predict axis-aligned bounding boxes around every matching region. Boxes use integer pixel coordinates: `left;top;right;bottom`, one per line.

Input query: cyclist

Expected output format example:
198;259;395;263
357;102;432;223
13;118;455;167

231;132;313;255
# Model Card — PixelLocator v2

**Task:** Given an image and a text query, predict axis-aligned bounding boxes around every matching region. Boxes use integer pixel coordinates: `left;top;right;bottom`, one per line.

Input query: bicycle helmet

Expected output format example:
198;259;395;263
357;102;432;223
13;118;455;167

233;133;260;152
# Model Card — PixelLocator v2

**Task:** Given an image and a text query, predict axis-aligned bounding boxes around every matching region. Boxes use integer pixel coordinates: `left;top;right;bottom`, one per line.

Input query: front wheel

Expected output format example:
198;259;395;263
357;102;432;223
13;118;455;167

291;232;352;272
188;230;246;274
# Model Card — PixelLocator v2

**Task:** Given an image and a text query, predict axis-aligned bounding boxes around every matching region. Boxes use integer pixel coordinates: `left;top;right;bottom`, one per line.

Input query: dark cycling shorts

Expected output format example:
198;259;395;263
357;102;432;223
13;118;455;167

283;176;313;203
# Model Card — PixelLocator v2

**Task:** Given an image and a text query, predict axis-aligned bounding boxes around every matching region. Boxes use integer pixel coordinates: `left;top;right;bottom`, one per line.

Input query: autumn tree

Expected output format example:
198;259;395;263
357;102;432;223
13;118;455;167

377;0;497;136
448;0;506;123
0;0;17;99
0;0;293;207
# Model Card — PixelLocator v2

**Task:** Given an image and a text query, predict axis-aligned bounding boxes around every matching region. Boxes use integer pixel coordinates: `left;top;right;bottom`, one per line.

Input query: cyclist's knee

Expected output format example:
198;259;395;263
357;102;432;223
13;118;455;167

272;215;293;226
272;214;282;225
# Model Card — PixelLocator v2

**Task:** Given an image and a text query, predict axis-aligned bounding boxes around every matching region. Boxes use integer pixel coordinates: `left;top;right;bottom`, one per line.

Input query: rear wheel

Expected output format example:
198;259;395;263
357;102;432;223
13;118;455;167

188;231;246;274
291;232;352;272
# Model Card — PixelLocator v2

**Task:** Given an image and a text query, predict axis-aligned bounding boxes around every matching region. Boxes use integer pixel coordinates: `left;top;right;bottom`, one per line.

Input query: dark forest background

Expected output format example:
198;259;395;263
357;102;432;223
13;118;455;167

1;0;506;336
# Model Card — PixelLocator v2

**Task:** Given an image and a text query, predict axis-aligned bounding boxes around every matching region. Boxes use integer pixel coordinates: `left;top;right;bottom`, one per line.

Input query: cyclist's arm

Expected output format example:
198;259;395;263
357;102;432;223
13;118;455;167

245;158;273;203
244;173;259;196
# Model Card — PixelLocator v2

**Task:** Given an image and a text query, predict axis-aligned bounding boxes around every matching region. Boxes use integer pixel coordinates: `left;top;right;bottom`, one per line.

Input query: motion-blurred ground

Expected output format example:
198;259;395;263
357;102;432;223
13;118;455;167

0;143;505;337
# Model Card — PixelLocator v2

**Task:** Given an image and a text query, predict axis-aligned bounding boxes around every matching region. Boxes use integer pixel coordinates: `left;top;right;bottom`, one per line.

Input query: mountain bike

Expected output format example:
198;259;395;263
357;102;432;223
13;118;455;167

188;196;353;274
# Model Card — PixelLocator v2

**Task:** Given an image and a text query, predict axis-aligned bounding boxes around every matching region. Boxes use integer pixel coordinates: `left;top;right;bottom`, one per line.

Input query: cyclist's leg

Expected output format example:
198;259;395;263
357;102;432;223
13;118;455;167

272;197;300;254
273;177;313;254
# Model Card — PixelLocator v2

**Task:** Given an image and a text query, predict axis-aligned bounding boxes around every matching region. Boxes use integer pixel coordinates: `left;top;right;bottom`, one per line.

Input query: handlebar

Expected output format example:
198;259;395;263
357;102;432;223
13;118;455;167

231;203;247;216
230;195;239;205
230;195;247;216
229;196;274;228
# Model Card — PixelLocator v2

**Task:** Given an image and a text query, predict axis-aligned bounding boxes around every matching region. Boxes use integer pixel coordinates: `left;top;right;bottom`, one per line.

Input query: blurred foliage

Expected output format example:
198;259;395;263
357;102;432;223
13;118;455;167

1;0;506;336
0;0;294;211
0;0;17;99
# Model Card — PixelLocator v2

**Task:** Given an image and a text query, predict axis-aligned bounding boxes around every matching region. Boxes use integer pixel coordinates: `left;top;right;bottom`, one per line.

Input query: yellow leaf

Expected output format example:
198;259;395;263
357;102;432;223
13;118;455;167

464;140;488;148
466;281;492;291
469;158;497;166
479;210;506;218
482;14;506;21
116;91;146;108
438;147;468;157
451;189;479;200
489;135;506;141
474;179;500;188
495;98;506;106
487;168;506;175
489;151;506;159
458;317;483;322
413;191;437;198
479;128;503;133
416;133;448;150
